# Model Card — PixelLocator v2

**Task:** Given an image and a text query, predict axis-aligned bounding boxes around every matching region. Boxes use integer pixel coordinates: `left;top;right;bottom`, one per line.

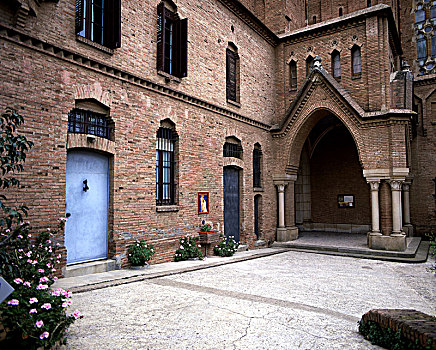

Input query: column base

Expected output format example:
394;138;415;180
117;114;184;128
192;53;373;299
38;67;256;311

402;224;414;237
276;226;299;242
368;232;406;251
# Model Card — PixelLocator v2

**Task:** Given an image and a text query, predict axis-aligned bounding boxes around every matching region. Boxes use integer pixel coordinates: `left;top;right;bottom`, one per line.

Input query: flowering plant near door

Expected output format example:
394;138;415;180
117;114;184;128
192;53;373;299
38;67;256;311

174;235;203;261
127;240;155;266
0;221;82;349
213;234;239;257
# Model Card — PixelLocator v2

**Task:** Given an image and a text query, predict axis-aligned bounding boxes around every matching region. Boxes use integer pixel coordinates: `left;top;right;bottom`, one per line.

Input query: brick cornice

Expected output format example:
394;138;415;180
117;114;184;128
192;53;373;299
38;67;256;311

217;0;279;47
0;23;271;131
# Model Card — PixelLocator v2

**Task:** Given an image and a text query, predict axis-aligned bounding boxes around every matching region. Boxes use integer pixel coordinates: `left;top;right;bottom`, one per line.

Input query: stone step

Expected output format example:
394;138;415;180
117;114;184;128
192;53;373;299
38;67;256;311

64;259;117;278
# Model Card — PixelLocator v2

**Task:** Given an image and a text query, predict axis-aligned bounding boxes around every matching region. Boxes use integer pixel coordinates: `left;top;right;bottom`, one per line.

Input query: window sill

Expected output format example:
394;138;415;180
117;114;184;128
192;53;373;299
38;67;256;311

253;187;264;192
156;205;179;212
289;88;297;92
351;74;361;80
76;35;114;55
157;70;181;83
227;99;241;108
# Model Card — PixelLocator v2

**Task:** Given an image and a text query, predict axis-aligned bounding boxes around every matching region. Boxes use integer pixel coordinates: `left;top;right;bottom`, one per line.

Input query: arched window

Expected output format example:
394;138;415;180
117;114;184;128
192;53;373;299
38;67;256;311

351;46;361;77
253;144;262;188
417;34;427;61
306;56;314;76
156;122;177;205
68;100;113;140
331;50;341;79
223;136;242;159
289;60;297;90
415;5;425;29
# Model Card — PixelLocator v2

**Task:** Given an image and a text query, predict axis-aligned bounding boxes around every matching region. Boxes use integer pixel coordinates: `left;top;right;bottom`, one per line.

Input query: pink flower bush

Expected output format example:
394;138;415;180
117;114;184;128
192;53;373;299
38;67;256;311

23;281;31;287
13;278;23;284
35;320;44;328
36;284;48;290
29;309;37;314
29;297;38;304
7;299;19;305
39;276;49;283
72;310;82;319
41;303;51;310
40;331;49;339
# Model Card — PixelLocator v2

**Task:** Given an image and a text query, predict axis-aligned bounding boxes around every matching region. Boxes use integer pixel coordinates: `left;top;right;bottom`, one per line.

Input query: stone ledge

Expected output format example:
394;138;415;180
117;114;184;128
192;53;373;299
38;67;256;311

361;309;436;349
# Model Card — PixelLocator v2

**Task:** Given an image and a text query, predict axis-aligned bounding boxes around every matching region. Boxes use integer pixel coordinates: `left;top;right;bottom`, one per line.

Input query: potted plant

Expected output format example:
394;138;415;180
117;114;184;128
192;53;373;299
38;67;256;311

127;240;155;269
198;220;220;245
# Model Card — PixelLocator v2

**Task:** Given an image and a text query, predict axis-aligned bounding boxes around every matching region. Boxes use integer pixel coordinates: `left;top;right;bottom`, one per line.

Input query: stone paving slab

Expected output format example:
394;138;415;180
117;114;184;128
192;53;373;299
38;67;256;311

64;251;435;349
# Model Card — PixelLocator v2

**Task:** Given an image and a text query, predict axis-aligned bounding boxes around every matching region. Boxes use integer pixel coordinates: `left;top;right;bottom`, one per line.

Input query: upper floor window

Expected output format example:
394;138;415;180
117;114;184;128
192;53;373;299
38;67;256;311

157;1;188;78
75;0;121;49
253;144;262;188
226;44;240;103
417;35;427;60
289;60;297;90
156;125;177;206
306;56;314;76
351;46;361;77
415;5;426;29
331;50;341;79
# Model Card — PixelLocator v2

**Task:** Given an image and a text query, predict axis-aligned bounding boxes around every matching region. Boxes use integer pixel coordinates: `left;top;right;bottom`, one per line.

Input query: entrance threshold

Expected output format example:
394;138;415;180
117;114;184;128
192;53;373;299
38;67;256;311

272;231;428;263
64;259;117;278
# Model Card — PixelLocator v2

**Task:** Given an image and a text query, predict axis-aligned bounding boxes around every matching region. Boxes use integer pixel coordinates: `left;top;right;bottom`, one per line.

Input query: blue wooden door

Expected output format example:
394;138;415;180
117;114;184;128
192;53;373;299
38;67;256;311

223;167;240;242
65;150;109;264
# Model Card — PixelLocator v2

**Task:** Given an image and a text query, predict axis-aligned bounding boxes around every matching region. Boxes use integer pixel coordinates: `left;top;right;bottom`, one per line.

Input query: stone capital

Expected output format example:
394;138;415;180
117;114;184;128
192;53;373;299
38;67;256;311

368;181;380;191
402;183;410;192
276;184;286;193
389;180;403;191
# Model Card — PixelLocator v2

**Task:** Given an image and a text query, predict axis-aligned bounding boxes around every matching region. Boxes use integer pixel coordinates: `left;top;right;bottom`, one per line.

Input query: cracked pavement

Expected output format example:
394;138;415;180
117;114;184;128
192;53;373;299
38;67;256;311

65;251;435;349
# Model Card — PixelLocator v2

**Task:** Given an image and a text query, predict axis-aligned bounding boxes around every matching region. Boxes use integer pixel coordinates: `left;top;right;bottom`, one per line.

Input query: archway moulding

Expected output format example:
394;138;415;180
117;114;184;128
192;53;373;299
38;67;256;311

74;82;113;108
67;133;115;154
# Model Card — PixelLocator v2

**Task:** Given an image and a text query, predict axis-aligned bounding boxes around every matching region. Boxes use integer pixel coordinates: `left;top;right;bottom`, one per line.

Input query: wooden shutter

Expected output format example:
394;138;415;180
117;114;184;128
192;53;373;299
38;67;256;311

104;0;121;49
226;49;237;101
156;3;166;72
75;0;84;34
177;18;188;78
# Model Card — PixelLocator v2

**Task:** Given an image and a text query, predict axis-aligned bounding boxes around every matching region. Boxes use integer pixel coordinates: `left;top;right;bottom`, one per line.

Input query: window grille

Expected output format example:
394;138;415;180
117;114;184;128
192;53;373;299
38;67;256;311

156;127;175;205
253;148;262;188
223;142;242;159
68;109;111;139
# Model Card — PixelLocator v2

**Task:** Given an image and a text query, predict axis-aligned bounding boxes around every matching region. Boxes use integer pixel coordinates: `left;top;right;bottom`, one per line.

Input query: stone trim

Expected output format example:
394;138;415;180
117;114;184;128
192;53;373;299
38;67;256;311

0;24;271;132
66;133;115;154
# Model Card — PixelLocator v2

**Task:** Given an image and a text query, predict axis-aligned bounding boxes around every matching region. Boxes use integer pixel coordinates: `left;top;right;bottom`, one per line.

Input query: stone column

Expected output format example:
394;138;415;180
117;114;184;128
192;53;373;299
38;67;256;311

277;184;286;228
390;180;404;235
402;181;413;236
369;181;381;234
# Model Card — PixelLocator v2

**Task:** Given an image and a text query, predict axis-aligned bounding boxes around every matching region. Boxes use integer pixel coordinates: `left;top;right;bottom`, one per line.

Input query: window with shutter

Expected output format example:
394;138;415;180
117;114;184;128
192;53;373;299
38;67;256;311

156;2;188;78
75;0;121;49
226;44;240;103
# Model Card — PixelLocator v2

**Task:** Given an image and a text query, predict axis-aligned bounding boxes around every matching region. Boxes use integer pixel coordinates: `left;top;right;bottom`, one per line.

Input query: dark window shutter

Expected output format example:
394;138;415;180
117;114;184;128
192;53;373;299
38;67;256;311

156;3;166;72
75;0;84;34
178;18;188;78
226;49;237;101
104;0;121;49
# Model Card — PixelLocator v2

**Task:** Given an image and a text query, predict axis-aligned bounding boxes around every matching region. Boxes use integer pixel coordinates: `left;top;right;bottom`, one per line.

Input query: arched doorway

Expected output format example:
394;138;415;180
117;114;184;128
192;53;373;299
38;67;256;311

295;114;371;233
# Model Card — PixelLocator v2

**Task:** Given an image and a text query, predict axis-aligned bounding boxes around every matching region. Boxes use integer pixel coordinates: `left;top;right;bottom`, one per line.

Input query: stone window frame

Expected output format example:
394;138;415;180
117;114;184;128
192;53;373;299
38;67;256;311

287;58;298;91
350;44;362;79
253;143;263;189
413;0;436;75
330;49;342;80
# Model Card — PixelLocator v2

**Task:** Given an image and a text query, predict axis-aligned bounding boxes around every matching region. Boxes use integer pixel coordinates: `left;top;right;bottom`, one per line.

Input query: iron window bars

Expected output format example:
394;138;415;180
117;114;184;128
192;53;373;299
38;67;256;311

68;108;111;140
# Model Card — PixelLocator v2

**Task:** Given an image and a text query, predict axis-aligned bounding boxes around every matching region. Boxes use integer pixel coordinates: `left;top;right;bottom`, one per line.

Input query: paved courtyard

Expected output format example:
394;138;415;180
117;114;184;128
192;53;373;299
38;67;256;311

65;251;436;349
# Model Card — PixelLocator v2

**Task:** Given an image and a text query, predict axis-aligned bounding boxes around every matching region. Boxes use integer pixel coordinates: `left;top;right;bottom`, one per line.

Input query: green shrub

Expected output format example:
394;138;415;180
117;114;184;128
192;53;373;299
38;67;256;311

127;240;155;266
428;234;436;277
213;234;239;257
0;221;82;350
358;320;430;350
174;235;203;261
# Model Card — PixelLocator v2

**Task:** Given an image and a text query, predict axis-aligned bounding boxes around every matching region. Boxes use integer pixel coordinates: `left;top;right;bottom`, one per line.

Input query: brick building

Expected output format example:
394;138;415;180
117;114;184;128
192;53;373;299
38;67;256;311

0;0;434;274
